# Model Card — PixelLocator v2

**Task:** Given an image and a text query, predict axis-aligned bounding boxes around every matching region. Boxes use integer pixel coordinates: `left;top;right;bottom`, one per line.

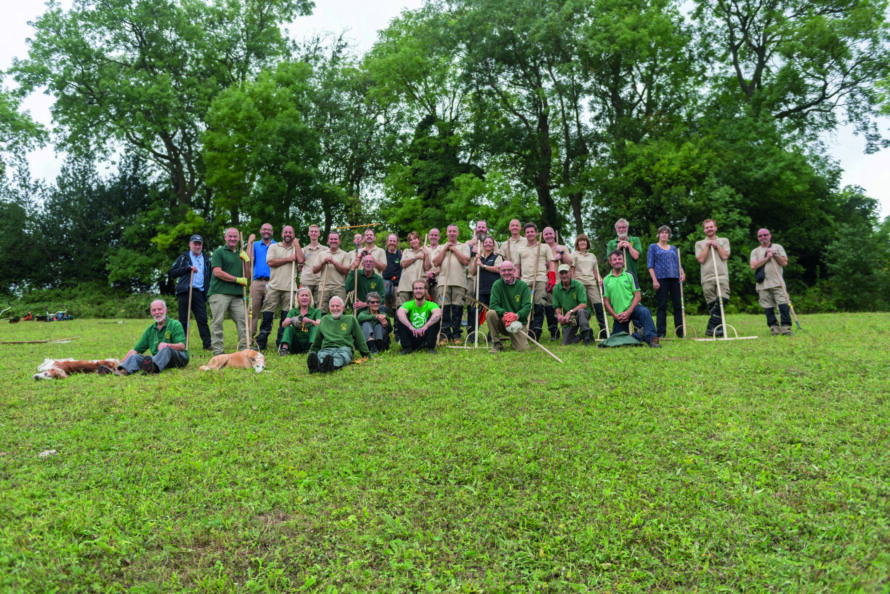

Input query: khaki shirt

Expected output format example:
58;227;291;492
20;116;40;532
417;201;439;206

438;243;471;288
695;237;731;281
571;251;600;285
428;244;445;281
300;243;327;285
358;245;387;270
750;244;787;291
517;242;555;284
398;247;428;292
267;243;299;291
500;236;528;264
319;248;354;291
546;243;570;265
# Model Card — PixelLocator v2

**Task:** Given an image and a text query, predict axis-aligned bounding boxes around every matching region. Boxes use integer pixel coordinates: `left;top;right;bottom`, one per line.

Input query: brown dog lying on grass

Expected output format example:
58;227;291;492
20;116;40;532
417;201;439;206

199;349;266;372
34;358;121;380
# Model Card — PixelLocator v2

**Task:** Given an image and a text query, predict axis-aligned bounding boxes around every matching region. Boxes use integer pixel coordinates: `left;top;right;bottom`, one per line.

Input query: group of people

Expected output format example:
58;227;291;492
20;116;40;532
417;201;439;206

107;217;793;377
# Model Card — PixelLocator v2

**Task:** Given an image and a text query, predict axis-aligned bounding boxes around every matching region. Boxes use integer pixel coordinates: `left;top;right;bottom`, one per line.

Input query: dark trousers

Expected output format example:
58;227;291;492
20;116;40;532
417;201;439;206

442;304;463;339
529;304;545;341
592;303;607;336
544;304;560;338
177;290;211;349
655;278;683;337
466;293;491;337
396;318;442;351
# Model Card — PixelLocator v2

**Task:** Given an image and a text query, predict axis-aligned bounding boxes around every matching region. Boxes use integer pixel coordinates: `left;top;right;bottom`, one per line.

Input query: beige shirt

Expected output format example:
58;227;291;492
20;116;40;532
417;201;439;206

438;243;471;288
750;244;787;291
300;243;327;285
547;243;570;265
266;243;298;291
571;251;600;285
319;248;354;291
695;237;731;281
358;245;387;270
500;236;528;264
398;247;428;292
428;244;445;281
517;242;555;284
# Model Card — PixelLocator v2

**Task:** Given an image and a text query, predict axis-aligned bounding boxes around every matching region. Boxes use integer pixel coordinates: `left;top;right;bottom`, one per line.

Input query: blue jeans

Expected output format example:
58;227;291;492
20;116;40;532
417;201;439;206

612;305;657;343
119;347;189;374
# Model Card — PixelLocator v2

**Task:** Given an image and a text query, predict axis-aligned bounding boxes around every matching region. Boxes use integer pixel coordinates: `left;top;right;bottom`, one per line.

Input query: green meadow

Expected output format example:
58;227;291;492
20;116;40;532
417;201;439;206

1;313;888;591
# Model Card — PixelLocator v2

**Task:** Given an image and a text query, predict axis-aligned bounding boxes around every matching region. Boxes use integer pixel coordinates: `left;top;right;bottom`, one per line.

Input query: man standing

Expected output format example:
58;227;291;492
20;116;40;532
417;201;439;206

209;228;249;355
357;228;387;272
603;250;660;347
487;260;532;353
168;234;212;351
500;218;527;263
381;233;402;312
515;223;555;341
106;299;189;375
257;225;304;350
345;254;386;315
606;218;642;282
552;264;594;346
396;280;443;355
695;218;731;337
397;232;430;306
247;223;275;340
300;224;327;307
426;228;443;301
313;232;353;313
432;224;471;344
750;228;792;335
307;296;370;373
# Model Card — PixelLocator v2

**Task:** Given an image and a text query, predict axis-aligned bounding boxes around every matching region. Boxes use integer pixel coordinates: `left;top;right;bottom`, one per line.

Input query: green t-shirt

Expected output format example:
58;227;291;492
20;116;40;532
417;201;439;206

133;318;189;360
400;299;439;328
209;247;244;296
606;236;643;278
552;279;588;325
603;270;639;315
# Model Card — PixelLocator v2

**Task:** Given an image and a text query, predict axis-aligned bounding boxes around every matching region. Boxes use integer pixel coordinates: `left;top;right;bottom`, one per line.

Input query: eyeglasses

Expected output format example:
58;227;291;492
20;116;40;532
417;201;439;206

758;233;770;238
369;301;380;304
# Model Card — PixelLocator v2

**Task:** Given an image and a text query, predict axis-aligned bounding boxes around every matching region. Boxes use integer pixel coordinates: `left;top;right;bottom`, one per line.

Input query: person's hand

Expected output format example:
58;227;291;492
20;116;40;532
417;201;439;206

282;318;292;328
300;316;313;326
239;250;250;262
680;271;686;282
503;312;518;325
191;265;198;273
507;321;522;334
236;277;247;286
354;300;367;310
158;342;170;350
652;279;660;290
248;233;256;243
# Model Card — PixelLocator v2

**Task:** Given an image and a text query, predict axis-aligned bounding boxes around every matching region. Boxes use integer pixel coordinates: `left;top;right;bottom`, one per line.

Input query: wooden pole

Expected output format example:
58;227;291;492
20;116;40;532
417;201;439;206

527;233;542;329
465;295;563;363
239;231;249;350
769;257;803;330
677;247;687;337
710;244;728;341
318;262;330;313
474;238;480;348
593;263;610;339
186;270;194;351
289;246;296;312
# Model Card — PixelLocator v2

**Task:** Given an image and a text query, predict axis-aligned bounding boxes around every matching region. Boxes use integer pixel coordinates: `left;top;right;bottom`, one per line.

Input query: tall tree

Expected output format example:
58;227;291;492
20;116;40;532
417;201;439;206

0;84;47;179
13;0;312;215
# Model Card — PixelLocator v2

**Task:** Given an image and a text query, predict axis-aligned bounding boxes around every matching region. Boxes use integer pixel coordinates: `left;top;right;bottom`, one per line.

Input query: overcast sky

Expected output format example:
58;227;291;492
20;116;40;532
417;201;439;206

3;0;889;219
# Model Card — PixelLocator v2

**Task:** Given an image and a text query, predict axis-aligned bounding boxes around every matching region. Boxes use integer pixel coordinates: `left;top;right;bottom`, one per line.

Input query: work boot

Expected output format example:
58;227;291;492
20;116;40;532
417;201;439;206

307;352;320;373
368;341;379;354
320;354;335;373
400;346;414;355
141;356;158;374
648;336;661;348
769;326;780;336
278;344;289;356
489;343;504;354
582;329;593;347
256;311;275;350
780;326;793;336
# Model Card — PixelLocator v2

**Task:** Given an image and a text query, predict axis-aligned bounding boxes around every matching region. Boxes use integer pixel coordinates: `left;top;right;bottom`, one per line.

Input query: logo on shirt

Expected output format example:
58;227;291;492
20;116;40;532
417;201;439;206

411;312;426;328
165;332;171;339
515;295;520;303
340;323;347;331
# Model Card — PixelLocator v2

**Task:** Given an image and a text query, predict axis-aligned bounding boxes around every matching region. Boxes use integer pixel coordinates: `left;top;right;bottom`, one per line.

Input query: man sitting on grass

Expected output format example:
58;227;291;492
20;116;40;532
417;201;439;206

603;250;660;348
486;260;532;353
396;279;442;355
307;296;370;373
103;299;189;375
279;287;321;356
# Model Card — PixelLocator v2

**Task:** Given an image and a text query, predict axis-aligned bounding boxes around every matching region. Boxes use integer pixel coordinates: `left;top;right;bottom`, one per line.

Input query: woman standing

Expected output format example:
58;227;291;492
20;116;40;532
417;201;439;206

647;225;686;338
468;236;503;337
569;234;607;336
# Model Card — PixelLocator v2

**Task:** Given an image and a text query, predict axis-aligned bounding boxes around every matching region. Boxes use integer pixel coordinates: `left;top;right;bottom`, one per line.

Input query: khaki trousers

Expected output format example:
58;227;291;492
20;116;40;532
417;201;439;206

486;310;529;351
209;293;247;355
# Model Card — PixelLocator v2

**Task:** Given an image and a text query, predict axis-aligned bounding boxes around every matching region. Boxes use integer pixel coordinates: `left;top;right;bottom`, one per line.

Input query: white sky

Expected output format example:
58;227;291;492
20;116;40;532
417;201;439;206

3;0;889;219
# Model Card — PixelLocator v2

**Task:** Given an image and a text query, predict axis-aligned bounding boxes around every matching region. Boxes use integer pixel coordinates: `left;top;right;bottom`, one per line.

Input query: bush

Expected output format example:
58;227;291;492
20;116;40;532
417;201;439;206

3;282;158;319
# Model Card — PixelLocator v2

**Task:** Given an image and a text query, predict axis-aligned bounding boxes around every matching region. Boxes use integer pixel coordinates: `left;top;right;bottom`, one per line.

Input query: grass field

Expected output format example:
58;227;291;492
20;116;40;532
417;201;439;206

1;313;888;591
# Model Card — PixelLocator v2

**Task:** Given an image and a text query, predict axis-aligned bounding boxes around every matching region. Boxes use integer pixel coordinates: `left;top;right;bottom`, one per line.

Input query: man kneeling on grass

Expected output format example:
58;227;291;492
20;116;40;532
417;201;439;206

603;250;660;348
396;279;442;355
307;296;370;373
103;299;189;375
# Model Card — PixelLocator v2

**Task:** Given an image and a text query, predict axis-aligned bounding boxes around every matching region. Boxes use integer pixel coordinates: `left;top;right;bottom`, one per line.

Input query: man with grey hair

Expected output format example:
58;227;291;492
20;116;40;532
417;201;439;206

307;295;370;373
606;218;642;282
104;299;189;375
209;227;249;354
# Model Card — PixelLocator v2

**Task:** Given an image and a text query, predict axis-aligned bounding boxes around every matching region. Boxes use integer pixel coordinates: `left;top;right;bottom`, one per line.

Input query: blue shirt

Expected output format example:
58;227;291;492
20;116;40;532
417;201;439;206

253;240;276;279
646;244;681;280
189;252;205;291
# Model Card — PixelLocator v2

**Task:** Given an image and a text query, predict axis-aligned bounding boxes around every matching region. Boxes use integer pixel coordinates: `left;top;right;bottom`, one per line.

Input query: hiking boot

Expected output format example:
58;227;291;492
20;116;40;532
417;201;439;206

437;336;449;347
489;343;504;354
769;325;780;336
97;365;116;375
582;330;593;347
320;355;335;373
278;344;289;356
307;352;320;373
648;337;661;348
780;326;793;335
141;356;158;374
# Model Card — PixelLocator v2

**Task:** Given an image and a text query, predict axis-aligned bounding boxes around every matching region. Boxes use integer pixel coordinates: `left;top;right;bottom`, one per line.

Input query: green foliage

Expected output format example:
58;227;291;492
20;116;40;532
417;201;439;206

0;85;47;178
4;282;157;318
2;315;889;589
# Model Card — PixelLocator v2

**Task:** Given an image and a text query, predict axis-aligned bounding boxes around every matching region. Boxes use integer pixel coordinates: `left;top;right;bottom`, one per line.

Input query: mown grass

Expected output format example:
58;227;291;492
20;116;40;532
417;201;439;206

1;313;888;592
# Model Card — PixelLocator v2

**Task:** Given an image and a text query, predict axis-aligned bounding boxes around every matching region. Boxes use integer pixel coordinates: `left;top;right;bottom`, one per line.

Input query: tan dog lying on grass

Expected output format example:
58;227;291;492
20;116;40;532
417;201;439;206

199;349;266;372
34;358;120;380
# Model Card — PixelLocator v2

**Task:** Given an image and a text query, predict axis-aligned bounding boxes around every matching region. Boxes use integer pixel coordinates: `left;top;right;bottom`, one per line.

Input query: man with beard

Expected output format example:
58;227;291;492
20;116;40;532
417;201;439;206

695;218;731;337
750;228;792;335
257;225;304;350
312;231;353;313
381;233;402;312
247;223;275;339
396;280;443;355
307;296;370;373
168;234;212;351
606;218;642;282
209;227;249;354
397;232;430;306
105;300;189;375
356;228;387;272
